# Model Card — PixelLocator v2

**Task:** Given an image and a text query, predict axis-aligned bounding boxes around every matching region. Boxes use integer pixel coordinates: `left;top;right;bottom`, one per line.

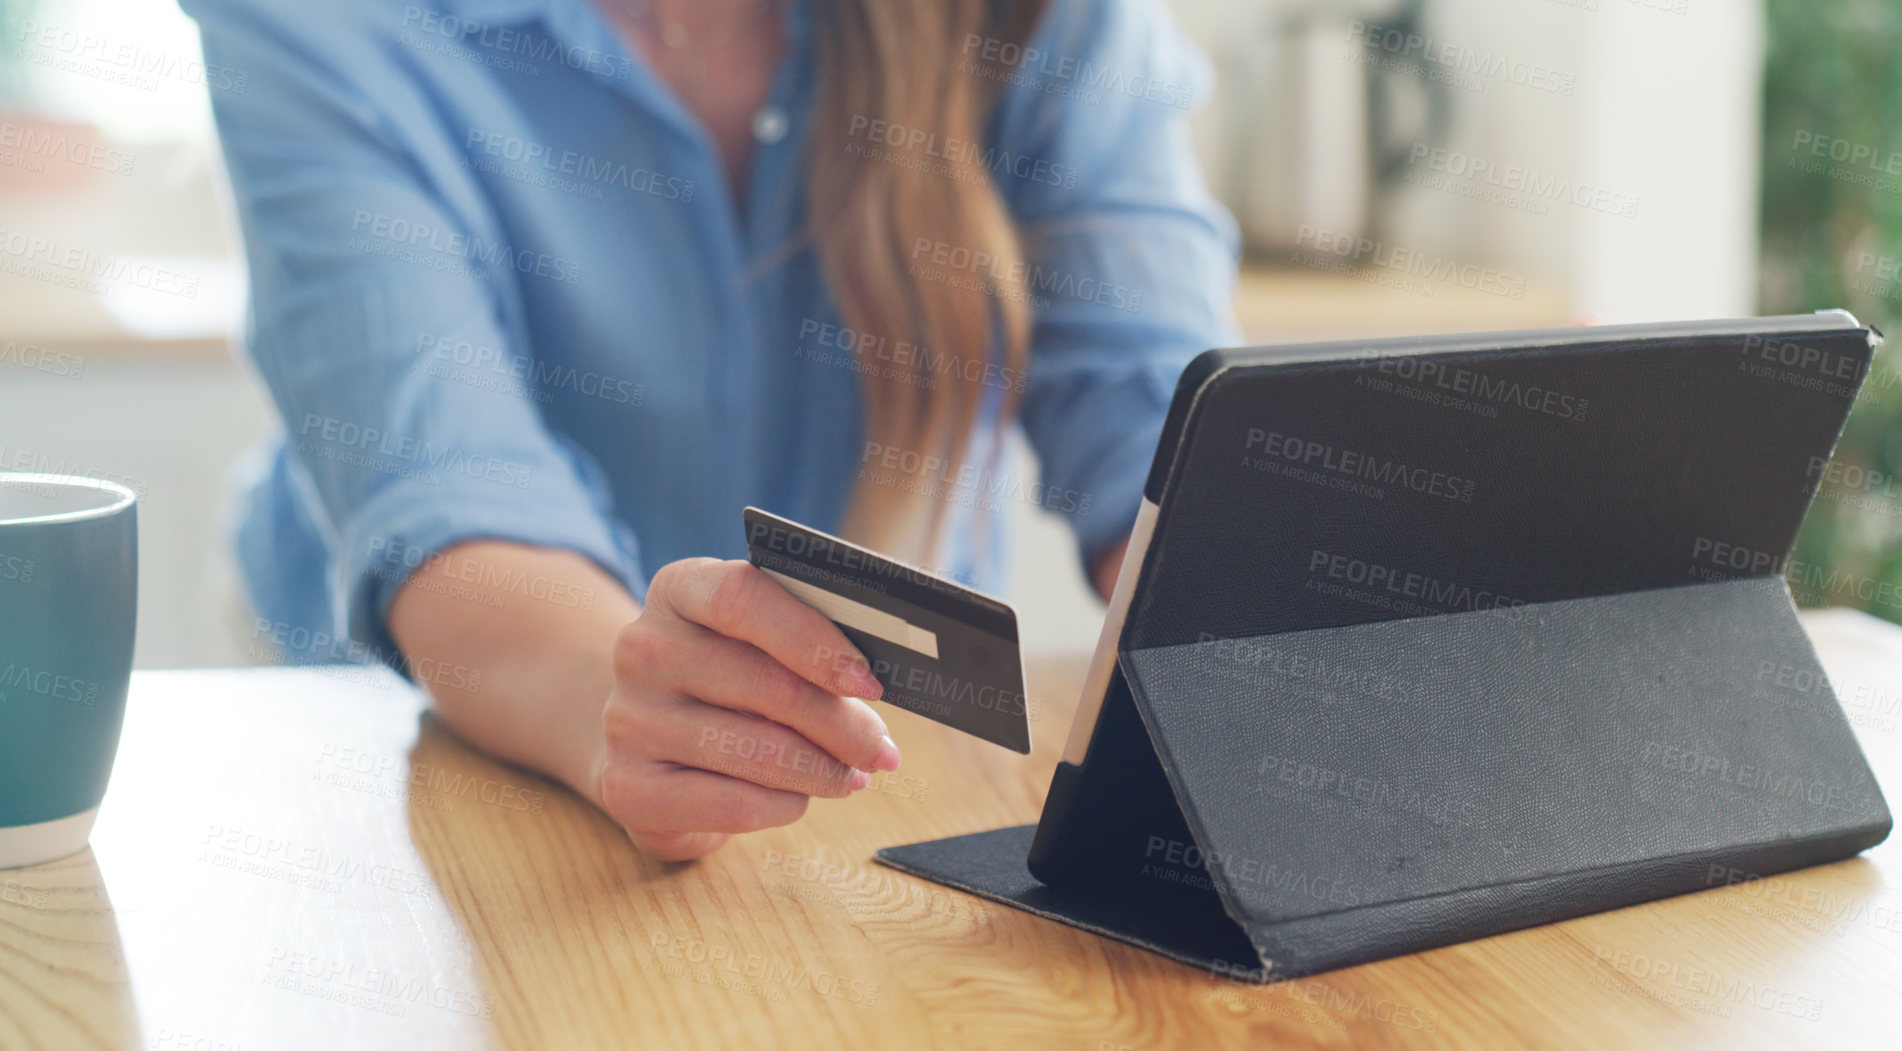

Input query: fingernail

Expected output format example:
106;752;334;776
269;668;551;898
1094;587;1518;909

849;768;871;791
873;736;902;773
848;660;883;699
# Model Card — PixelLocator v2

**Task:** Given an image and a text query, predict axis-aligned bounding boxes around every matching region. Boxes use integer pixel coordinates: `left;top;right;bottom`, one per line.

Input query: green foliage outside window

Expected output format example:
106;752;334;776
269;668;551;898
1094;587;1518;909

1763;0;1902;625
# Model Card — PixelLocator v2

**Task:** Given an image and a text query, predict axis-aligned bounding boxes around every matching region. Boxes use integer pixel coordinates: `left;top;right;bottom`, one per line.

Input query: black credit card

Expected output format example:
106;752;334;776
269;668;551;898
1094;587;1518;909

743;507;1032;754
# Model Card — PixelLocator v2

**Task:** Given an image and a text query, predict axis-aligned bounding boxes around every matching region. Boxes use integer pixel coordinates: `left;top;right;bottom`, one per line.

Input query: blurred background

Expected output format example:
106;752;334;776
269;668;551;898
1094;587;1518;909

2;0;1898;666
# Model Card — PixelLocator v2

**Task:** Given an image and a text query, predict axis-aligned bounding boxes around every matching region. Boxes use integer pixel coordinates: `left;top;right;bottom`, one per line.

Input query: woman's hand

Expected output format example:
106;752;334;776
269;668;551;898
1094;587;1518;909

1092;537;1130;602
389;543;899;865
594;558;902;861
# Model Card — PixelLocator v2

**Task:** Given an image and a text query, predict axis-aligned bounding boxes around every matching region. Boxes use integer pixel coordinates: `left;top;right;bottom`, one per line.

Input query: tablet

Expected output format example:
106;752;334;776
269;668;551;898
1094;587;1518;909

1027;310;1881;885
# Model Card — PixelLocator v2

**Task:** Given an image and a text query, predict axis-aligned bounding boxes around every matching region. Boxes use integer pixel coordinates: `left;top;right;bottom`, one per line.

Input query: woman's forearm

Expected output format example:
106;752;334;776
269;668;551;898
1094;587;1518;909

388;532;1126;810
386;540;638;805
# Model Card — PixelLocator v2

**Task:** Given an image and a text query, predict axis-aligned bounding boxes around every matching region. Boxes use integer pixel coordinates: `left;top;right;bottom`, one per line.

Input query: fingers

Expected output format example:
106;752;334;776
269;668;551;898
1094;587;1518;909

636;693;868;799
631;830;729;863
621;620;899;775
601;556;913;862
647;559;884;700
601;760;811;850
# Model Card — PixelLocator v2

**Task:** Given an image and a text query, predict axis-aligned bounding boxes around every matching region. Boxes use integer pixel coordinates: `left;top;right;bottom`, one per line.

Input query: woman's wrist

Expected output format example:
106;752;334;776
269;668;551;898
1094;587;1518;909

386;540;641;810
534;628;621;810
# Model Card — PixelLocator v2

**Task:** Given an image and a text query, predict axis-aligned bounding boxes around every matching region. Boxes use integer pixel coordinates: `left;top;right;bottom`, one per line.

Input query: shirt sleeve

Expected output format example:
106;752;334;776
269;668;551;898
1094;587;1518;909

989;0;1242;570
186;0;644;659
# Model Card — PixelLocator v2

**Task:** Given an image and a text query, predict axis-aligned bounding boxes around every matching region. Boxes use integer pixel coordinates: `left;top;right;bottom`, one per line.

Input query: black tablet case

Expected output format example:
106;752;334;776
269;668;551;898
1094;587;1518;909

876;313;1894;981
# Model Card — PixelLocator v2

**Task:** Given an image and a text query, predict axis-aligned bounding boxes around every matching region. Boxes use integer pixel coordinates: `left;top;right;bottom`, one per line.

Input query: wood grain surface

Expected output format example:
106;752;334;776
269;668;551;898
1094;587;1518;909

2;610;1899;1050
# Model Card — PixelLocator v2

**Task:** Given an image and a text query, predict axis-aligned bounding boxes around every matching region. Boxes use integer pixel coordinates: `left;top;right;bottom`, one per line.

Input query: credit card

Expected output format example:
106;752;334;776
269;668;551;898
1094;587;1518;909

743;507;1032;754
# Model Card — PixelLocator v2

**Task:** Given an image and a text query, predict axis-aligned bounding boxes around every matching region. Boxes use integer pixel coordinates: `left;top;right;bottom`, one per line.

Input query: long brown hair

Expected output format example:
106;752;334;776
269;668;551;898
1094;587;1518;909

806;0;1050;564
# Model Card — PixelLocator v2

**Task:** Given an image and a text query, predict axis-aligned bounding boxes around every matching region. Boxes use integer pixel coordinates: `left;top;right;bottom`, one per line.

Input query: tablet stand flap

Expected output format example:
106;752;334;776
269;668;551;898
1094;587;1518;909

1116;574;1891;976
875;824;1267;980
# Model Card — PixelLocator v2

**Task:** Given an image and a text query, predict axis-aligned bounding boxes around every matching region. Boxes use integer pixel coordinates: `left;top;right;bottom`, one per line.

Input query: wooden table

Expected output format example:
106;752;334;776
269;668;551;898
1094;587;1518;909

4;611;1900;1050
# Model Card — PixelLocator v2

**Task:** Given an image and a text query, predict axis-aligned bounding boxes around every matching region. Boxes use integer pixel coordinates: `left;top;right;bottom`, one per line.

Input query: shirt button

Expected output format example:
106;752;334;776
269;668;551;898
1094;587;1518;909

751;104;789;144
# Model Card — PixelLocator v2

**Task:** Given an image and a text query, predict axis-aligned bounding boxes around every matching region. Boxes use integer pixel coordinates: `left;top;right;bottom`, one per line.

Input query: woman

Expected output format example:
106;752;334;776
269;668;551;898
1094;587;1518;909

186;0;1237;860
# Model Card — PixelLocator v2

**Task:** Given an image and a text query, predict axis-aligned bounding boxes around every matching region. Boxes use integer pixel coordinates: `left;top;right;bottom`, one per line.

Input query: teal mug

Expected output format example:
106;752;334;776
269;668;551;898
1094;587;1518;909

0;473;137;868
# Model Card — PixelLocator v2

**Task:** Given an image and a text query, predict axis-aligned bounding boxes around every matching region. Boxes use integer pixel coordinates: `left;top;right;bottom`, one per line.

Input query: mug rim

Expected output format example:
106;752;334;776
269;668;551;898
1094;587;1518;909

0;473;137;527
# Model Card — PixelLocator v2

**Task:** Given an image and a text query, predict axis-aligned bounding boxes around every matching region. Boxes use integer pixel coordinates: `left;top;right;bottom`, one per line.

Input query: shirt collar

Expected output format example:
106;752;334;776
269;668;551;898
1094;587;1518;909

430;0;812;147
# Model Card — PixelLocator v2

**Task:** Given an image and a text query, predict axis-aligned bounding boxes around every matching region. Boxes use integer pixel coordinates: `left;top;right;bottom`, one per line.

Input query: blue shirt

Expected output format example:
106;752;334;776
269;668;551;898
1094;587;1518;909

182;0;1239;663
